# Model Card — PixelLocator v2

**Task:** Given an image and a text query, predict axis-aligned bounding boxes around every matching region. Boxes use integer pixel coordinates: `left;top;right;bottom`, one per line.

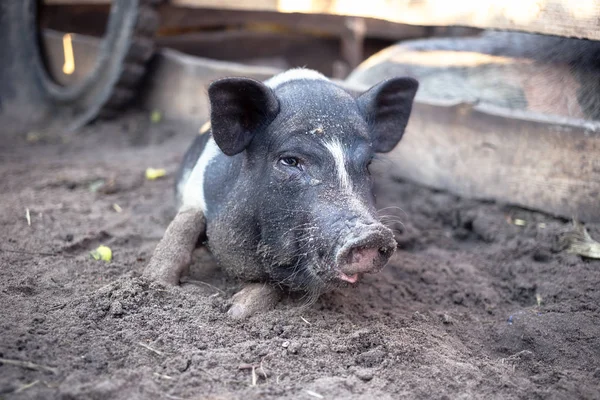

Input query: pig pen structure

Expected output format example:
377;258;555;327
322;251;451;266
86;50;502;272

1;1;600;399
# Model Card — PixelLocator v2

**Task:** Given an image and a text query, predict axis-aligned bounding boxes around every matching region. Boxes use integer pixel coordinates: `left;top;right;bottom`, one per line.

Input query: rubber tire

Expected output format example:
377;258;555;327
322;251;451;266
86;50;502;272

0;0;159;134
99;1;159;119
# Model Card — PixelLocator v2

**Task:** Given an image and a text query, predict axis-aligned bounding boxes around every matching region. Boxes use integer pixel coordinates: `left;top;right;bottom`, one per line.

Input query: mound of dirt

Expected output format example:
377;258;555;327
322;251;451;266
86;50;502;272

1;113;599;399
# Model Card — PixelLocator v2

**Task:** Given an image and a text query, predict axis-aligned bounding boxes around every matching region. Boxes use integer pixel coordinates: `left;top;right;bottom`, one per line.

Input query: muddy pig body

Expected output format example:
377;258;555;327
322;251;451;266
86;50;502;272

145;69;418;316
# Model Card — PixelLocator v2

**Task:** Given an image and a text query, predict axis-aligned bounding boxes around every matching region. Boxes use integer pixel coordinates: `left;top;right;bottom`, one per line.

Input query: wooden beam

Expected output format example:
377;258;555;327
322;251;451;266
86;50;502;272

44;1;600;41
45;0;110;4
167;0;600;41
154;6;427;41
43;3;429;41
155;30;343;76
388;102;600;222
140;49;281;122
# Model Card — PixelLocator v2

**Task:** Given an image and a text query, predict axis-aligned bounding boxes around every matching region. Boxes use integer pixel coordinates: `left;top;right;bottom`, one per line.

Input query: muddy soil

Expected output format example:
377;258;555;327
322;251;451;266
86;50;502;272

1;113;599;400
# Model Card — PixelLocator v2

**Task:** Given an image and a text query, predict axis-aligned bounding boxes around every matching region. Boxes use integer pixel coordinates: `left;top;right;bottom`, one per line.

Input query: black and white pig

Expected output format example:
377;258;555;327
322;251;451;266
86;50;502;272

144;69;418;318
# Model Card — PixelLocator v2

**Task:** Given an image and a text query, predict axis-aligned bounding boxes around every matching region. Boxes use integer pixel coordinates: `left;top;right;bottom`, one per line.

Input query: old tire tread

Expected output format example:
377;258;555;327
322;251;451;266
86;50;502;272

135;7;160;36
115;63;146;88
99;3;159;118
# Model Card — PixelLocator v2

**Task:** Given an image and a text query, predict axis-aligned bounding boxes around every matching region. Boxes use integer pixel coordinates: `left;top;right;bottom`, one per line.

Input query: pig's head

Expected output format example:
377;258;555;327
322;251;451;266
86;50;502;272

208;69;418;296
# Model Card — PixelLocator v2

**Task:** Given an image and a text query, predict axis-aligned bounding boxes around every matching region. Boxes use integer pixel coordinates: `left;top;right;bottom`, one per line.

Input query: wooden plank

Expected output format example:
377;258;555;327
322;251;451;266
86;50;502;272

154;6;428;41
388;102;600;222
155;30;342;76
42;3;429;41
45;0;110;4
168;0;600;41
140;49;281;122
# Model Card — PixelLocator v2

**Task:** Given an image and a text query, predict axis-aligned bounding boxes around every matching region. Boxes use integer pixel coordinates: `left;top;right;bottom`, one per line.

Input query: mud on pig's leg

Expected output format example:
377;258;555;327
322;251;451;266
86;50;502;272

144;207;206;285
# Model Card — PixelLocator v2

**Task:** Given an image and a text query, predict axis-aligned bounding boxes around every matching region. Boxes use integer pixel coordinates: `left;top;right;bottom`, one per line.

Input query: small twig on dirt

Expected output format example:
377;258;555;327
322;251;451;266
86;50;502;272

0;248;59;257
404;327;427;335
240;362;268;382
153;372;175;380
164;394;185;400
26;208;31;226
180;278;225;295
138;342;164;356
306;390;324;399
0;358;58;374
47;303;67;312
300;316;311;325
14;380;40;394
260;357;268;384
149;388;184;400
499;350;534;372
505;350;534;362
13;380;40;393
251;366;257;386
400;327;445;341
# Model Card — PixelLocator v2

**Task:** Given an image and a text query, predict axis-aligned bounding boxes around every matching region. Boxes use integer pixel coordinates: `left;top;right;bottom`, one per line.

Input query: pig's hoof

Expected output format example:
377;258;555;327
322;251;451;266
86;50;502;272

227;283;282;319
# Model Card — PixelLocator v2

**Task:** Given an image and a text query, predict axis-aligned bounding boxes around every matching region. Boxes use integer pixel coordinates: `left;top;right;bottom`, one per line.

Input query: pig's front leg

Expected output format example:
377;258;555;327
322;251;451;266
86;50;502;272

228;283;282;319
144;208;206;285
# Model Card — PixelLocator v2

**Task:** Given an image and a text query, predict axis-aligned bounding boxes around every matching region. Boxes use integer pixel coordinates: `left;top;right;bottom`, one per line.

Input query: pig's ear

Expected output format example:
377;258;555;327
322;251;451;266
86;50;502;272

208;77;280;156
356;77;418;153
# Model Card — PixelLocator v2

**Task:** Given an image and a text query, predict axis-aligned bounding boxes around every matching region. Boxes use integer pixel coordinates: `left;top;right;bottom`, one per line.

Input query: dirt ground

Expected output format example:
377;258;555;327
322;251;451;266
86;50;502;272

1;113;599;400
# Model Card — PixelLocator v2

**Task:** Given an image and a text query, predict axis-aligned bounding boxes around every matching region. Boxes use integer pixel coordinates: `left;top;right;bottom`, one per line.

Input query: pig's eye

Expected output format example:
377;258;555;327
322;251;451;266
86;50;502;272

279;157;301;168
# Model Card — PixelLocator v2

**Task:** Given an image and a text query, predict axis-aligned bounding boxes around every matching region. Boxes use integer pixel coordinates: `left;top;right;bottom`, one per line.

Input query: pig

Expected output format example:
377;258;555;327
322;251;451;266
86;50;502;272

144;68;418;318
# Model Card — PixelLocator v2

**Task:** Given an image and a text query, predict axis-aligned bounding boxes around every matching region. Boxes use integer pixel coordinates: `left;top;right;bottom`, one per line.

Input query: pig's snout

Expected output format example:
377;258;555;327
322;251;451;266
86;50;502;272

335;225;396;283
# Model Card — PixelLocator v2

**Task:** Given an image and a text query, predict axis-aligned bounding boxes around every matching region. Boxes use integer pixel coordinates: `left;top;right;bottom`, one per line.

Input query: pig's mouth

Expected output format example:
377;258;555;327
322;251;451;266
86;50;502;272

332;230;397;285
335;247;389;283
337;271;360;283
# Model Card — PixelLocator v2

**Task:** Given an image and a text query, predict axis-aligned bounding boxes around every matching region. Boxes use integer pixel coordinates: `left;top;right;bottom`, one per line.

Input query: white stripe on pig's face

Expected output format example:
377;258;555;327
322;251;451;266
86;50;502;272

324;138;352;193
